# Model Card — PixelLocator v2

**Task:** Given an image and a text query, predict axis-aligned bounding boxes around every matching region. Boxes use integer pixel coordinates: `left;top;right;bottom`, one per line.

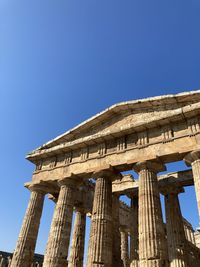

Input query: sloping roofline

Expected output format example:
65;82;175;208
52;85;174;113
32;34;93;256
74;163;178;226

27;90;200;156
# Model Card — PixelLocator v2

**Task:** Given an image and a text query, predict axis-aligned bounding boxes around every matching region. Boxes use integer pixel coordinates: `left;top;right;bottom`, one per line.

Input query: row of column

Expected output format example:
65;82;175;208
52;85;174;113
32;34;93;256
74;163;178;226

10;149;200;267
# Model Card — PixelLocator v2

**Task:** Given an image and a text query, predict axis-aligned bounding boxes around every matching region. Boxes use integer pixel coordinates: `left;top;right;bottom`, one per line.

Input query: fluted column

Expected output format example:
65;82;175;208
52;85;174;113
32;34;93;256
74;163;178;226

112;194;123;267
120;227;130;267
182;218;196;245
43;178;77;267
130;195;139;267
11;184;45;267
68;207;86;267
184;150;200;219
133;160;168;267
163;186;188;267
86;170;113;267
0;257;7;267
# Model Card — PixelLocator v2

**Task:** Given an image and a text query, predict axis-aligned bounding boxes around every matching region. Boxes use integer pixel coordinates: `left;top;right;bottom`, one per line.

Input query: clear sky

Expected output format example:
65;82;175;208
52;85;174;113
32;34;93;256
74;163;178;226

1;0;200;260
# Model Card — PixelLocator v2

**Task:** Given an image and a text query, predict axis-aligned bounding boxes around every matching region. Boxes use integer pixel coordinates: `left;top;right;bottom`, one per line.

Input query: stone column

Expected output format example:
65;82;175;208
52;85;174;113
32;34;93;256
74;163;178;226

182;218;196;245
133;160;168;267
43;178;77;267
112;194;123;267
68;207;86;267
10;184;45;267
86;170;113;267
130;195;139;267
163;186;188;267
0;257;7;267
184;150;200;219
120;227;130;267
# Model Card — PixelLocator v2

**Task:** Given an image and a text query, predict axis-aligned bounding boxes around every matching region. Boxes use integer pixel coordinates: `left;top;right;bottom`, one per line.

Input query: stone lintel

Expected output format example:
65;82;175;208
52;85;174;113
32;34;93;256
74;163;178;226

113;169;193;195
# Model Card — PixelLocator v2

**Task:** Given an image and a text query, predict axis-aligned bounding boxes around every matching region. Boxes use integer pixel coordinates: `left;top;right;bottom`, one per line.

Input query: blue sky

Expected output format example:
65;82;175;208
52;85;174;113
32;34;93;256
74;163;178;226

1;0;200;259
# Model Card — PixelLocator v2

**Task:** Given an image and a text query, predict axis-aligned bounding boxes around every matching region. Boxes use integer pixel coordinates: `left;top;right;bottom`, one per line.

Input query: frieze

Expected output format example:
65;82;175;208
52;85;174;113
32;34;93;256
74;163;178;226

34;115;200;173
188;117;200;135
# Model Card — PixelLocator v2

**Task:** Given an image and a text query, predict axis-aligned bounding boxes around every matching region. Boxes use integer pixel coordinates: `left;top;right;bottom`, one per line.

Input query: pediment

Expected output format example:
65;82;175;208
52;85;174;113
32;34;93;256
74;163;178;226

27;90;200;161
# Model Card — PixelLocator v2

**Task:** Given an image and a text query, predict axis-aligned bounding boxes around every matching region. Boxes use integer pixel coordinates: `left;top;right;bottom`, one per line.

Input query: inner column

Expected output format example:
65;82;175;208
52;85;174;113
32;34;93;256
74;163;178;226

130;194;139;267
120;226;130;267
68;206;86;267
112;193;123;267
163;186;188;267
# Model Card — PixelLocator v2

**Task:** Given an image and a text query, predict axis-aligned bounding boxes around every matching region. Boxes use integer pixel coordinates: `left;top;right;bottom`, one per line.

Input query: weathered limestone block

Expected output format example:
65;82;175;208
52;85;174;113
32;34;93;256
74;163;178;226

163;187;188;267
120;227;130;267
130;195;139;267
184;150;200;219
133;160;169;267
43;178;77;267
86;170;113;267
112;194;123;267
68;207;86;267
10;185;45;267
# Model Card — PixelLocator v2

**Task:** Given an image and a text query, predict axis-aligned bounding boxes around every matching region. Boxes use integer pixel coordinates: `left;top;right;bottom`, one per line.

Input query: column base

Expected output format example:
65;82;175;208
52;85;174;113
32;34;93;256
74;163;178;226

139;259;169;267
131;260;139;267
89;263;112;267
43;258;68;267
169;259;187;267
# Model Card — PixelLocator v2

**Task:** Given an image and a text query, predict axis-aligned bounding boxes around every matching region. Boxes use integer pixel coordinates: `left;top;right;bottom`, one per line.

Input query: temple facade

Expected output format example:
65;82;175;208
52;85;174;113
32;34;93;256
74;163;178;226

10;91;200;267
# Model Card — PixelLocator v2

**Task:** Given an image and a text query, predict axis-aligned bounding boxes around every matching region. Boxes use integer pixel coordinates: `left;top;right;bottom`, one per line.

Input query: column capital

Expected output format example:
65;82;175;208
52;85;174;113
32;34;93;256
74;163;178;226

184;149;200;166
161;185;184;196
127;192;138;199
48;193;58;203
133;159;166;174
74;205;86;213
93;166;122;181
119;225;129;233
58;176;80;187
25;182;47;194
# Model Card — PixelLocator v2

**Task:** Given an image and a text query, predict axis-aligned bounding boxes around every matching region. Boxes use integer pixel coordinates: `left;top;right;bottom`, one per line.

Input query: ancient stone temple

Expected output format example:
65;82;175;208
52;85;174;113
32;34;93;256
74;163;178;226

10;91;200;267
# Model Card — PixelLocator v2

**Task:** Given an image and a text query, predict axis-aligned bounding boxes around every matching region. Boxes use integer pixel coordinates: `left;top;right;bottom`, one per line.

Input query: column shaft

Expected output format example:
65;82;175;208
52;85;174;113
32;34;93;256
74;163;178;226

120;229;129;267
165;191;188;267
68;209;86;267
87;176;113;267
43;181;75;267
130;196;139;267
112;195;123;267
11;190;44;267
191;160;200;216
184;151;200;218
135;162;168;267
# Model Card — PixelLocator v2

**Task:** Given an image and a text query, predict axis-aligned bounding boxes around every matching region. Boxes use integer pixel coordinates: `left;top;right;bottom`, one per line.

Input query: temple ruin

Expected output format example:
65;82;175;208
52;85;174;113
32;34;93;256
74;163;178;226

9;90;200;267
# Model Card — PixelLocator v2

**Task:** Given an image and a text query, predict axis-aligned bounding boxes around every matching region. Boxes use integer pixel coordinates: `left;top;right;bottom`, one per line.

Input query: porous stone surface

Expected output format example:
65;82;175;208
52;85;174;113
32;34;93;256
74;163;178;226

87;173;113;267
134;161;169;267
43;180;76;267
10;189;45;267
10;91;200;267
164;187;188;266
68;208;86;267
